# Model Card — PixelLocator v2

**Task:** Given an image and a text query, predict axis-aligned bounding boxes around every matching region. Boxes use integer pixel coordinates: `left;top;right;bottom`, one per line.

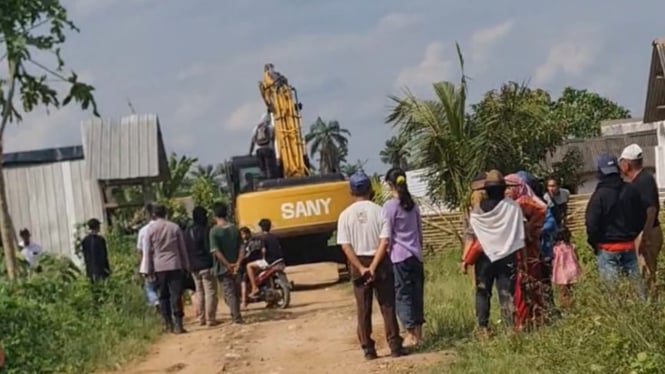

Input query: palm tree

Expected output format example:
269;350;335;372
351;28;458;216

386;43;490;210
305;117;351;174
155;153;198;200
340;159;367;177
379;135;410;170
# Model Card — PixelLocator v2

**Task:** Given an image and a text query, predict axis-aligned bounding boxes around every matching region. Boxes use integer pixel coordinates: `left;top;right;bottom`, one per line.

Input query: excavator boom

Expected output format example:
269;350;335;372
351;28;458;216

259;63;310;178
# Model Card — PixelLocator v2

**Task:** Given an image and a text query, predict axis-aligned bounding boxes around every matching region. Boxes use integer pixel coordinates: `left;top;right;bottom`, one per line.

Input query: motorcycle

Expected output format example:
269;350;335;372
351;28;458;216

246;259;292;309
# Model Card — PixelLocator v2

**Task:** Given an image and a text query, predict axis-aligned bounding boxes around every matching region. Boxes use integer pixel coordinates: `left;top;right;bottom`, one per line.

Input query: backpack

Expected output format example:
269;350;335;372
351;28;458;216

255;122;271;146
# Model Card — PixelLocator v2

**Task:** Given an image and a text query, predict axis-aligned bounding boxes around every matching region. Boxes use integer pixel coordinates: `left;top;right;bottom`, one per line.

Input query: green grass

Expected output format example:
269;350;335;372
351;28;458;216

423;236;665;374
0;232;160;374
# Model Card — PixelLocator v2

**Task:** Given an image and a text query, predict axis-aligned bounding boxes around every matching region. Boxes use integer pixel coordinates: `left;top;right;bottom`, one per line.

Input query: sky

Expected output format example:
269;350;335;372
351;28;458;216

4;0;665;173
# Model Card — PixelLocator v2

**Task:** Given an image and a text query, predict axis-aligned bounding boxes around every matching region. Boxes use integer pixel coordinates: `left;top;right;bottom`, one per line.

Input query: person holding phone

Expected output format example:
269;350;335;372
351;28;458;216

337;171;404;361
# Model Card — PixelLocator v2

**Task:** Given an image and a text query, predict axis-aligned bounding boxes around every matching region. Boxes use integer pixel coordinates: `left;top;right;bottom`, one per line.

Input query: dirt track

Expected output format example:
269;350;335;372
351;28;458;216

107;263;447;374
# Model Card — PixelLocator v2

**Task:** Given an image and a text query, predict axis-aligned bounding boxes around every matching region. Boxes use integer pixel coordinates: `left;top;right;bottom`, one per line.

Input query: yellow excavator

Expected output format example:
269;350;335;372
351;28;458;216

223;64;354;266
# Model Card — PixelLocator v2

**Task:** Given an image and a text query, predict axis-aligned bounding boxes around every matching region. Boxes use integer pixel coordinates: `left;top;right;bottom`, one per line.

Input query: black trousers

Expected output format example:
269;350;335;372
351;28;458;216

156;270;185;323
256;147;278;179
474;253;517;328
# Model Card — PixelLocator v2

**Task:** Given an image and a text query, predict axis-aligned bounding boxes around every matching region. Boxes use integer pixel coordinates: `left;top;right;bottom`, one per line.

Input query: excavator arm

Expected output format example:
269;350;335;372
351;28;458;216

258;63;310;178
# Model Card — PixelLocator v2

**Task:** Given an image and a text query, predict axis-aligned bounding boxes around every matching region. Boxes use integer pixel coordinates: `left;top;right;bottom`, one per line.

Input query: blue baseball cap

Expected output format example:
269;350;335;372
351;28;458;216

596;153;619;175
349;171;371;194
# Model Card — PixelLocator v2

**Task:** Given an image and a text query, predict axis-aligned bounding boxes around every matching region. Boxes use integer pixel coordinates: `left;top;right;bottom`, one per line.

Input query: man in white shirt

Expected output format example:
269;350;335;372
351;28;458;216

337;171;404;360
137;204;159;308
19;228;43;268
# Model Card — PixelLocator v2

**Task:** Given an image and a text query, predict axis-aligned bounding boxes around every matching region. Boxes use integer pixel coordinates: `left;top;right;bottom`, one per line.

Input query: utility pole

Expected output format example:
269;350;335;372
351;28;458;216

127;98;136;114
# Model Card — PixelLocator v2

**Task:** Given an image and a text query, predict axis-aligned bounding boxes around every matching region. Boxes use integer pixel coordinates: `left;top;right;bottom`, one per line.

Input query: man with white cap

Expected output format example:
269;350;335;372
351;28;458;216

619;143;662;297
587;153;645;295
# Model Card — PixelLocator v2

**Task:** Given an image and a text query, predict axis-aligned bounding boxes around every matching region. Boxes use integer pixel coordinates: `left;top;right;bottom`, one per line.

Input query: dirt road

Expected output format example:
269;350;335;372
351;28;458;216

108;263;447;374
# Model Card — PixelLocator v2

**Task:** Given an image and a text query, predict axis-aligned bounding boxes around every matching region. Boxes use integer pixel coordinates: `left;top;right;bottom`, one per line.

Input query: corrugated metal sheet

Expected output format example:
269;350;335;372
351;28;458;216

81;113;169;181
403;168;452;216
4;160;105;258
643;39;665;123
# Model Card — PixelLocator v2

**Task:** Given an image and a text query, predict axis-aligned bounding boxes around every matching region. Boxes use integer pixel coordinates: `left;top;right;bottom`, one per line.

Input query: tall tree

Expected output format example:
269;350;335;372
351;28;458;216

305;117;351;174
470;82;567;174
379;135;410;170
190;163;224;188
549;87;631;138
387;44;488;209
0;1;98;279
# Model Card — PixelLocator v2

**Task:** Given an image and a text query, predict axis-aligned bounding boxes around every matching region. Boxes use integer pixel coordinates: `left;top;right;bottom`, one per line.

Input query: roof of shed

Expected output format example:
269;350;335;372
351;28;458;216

2;145;84;167
81;113;169;182
643;39;665;123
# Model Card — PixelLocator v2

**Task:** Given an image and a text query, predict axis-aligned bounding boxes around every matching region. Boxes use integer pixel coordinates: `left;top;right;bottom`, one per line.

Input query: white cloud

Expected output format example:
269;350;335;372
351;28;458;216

533;27;601;86
469;20;514;71
225;101;265;131
394;42;455;94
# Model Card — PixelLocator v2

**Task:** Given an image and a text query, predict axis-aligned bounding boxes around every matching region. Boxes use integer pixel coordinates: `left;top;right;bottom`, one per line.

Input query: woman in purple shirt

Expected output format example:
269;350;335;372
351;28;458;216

383;167;425;346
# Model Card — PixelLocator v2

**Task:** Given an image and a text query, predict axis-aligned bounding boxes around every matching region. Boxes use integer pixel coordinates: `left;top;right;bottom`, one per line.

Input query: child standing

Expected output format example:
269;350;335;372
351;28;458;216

551;228;581;309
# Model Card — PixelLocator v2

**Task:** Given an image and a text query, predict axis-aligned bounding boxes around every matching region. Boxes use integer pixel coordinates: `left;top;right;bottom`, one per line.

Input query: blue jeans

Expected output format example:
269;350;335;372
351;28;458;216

393;256;425;329
144;278;159;306
596;249;645;297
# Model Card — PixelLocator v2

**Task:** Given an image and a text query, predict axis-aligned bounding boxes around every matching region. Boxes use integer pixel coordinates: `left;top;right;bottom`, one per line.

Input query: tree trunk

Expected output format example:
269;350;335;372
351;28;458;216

0;142;18;280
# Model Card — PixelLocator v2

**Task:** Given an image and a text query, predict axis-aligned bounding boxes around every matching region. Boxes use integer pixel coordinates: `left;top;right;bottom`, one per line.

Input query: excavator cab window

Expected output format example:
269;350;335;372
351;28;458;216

224;155;268;198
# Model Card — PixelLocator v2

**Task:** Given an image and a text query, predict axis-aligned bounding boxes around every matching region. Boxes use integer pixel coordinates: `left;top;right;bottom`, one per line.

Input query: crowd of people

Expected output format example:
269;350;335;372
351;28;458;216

458;143;660;336
135;201;284;333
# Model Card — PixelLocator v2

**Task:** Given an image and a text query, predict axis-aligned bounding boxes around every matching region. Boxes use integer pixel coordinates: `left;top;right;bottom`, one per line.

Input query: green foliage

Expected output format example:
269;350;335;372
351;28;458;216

305;117;351;174
549;87;631;139
0;0;98;123
470;81;567;175
387;43;486;208
0;231;159;373
379;134;411;170
155;152;198;200
340;158;367;177
547;147;584;193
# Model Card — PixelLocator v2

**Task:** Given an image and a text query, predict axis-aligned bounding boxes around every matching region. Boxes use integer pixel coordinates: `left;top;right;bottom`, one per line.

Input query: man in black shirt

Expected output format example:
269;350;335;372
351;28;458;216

246;218;284;298
81;218;111;282
587;154;645;295
620;143;662;297
185;206;218;326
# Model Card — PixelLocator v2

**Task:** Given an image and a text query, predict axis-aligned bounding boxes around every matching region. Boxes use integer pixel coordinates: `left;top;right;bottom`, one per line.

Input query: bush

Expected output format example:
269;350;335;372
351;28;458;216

0;232;160;373
425;233;665;374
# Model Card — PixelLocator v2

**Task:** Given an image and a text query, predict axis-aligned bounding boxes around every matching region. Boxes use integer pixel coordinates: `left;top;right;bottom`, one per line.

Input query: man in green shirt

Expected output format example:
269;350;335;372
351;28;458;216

209;202;244;324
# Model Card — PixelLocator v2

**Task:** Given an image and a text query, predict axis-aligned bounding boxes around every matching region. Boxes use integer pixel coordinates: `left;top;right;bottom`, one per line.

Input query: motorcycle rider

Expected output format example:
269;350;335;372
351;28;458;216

239;226;263;308
247;218;284;298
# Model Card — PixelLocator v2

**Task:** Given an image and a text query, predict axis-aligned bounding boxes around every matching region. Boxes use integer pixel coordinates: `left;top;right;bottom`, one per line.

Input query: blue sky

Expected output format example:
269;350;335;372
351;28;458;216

4;0;665;173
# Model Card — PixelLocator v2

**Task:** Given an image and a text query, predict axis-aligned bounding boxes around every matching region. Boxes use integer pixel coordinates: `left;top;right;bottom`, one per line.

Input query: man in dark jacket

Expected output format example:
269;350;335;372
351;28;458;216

81;218;111;305
585;154;645;293
185;206;218;326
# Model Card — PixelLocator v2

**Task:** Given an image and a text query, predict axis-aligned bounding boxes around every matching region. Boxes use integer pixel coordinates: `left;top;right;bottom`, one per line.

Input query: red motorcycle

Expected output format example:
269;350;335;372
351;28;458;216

246;259;292;309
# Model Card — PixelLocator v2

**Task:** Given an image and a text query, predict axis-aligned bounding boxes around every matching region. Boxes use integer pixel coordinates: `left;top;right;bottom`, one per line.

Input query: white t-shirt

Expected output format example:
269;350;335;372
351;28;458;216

336;200;390;256
20;241;43;267
137;220;155;274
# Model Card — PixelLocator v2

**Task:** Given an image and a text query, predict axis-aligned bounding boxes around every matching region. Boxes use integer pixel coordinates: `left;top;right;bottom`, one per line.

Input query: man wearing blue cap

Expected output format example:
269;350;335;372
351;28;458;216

337;171;404;360
585;153;645;292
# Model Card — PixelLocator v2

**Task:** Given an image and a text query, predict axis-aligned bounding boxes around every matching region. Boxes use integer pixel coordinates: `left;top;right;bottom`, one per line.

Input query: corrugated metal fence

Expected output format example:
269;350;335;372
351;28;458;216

421;191;665;250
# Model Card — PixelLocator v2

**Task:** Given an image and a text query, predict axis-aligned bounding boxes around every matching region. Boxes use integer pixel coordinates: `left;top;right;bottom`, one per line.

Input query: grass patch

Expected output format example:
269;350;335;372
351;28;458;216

423;235;665;374
0;232;160;373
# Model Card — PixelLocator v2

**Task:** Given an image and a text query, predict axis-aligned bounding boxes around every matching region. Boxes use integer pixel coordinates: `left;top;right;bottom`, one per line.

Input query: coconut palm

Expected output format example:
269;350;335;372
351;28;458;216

379;135;410;170
190;163;225;187
386;43;490;209
305;117;351;174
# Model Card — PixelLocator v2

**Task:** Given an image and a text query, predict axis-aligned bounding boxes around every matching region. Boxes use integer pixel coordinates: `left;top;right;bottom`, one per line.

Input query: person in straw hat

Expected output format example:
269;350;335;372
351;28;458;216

464;170;526;336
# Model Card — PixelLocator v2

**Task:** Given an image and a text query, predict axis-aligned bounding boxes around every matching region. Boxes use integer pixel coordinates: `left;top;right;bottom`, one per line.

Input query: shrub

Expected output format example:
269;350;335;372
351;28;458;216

0;231;160;373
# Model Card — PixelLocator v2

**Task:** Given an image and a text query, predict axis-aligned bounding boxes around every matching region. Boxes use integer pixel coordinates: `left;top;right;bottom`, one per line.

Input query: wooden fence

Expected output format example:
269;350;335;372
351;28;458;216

421;191;665;250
